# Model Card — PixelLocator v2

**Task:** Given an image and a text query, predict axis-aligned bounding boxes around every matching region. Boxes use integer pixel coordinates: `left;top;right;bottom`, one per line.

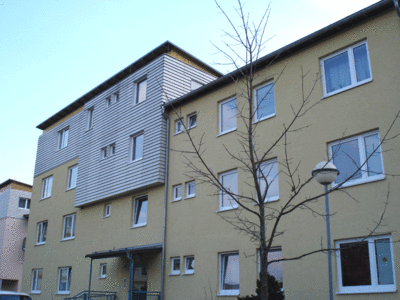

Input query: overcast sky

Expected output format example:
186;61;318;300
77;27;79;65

0;0;379;185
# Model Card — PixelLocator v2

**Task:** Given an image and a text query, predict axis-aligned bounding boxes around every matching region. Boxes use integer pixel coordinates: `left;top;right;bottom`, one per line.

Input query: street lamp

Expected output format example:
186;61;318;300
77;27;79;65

312;161;339;300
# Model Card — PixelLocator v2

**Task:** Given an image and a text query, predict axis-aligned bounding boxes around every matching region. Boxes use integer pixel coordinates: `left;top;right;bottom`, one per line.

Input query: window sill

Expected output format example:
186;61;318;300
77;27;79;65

253;197;280;205
168;273;180;276
216;291;240;296
188;125;196;130
130;157;143;164
103;215;110;219
171;198;182;203
217;207;238;213
56;292;70;295
66;187;76;191
333;175;385;189
322;78;373;99
184;195;195;200
336;287;397;294
253;113;276;124
131;223;147;229
30;291;41;295
35;242;46;246
217;128;237;138
60;237;75;242
182;272;194;275
98;276;106;279
40;196;51;201
174;131;184;136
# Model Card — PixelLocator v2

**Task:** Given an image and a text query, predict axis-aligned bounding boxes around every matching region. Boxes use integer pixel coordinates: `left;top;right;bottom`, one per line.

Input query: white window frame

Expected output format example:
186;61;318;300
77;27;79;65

184;256;195;274
321;41;372;97
175;119;184;134
336;235;396;294
191;80;203;91
67;165;78;190
58;128;69;149
31;269;43;293
86;107;94;130
104;204;111;218
134;78;147;104
186;181;196;198
258;159;279;202
131;133;144;161
219;97;237;135
112;92;119;103
219;170;238;211
18;197;30;209
171;257;180;275
328;131;384;188
101;144;116;160
106;96;112;107
173;185;182;202
36;221;48;245
254;81;275;122
188;113;197;129
110;143;116;156
132;195;148;228
219;252;240;296
99;264;107;278
101;147;108;159
41;176;53;199
57;267;71;294
62;214;76;240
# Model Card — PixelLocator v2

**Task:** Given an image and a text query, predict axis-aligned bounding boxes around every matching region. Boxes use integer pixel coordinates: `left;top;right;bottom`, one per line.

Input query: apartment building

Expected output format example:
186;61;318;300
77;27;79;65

21;42;221;300
163;1;400;300
0;179;32;292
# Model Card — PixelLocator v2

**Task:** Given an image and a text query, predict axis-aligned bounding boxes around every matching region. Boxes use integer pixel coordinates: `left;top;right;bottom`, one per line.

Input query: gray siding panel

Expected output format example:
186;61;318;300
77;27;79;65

34;53;218;207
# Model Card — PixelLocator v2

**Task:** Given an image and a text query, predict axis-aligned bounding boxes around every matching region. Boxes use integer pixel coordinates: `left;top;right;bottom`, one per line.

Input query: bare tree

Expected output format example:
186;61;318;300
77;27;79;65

165;1;400;299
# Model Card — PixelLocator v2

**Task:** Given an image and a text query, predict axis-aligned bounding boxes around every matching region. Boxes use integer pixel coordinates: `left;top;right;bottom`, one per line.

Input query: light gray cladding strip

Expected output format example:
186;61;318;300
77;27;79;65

74;56;167;207
34;111;82;177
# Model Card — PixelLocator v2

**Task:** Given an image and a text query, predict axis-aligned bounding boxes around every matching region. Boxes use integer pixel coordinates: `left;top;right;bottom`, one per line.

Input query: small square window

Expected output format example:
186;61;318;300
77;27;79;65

104;204;111;217
171;257;180;275
135;79;147;104
112;92;119;102
188;114;197;129
58;128;69;149
219;98;237;135
67;165;78;190
175;119;184;134
184;256;195;274
58;267;72;294
186;181;196;198
258;159;279;202
191;80;203;91
41;176;53;199
133;196;147;227
254;82;275;121
336;235;395;293
321;41;372;96
18;197;31;209
31;269;43;293
219;170;238;211
36;221;48;245
101;147;108;159
62;214;76;240
220;252;239;295
329;131;384;187
106;97;112;107
132;134;144;161
87;108;94;130
100;264;107;278
173;185;182;201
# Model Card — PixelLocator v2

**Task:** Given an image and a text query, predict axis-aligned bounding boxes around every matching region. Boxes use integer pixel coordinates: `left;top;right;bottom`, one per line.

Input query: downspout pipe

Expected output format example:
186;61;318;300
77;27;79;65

395;0;400;19
88;258;93;300
127;251;134;300
160;106;170;300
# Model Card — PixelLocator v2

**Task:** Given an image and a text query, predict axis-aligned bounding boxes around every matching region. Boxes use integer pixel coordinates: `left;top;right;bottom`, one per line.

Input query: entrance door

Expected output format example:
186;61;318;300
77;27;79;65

133;264;148;292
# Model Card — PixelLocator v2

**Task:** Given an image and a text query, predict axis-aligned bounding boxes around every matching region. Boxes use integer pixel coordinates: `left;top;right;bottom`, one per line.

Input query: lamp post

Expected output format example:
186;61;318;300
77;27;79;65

312;161;339;300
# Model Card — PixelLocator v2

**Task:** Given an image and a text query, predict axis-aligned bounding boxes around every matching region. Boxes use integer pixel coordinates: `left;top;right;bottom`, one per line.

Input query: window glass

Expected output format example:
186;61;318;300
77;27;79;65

220;98;237;134
221;253;239;291
188;114;197;128
255;83;275;121
220;171;238;210
87;108;94;129
137;79;147;103
176;119;184;133
332;139;361;183
36;221;47;244
267;249;283;287
353;44;371;82
132;134;144;161
58;267;71;292
173;185;182;201
134;196;148;225
63;215;76;239
375;239;394;285
185;256;195;273
68;166;78;189
364;134;383;176
41;176;53;199
187;181;196;197
324;52;351;94
31;269;43;292
259;160;279;201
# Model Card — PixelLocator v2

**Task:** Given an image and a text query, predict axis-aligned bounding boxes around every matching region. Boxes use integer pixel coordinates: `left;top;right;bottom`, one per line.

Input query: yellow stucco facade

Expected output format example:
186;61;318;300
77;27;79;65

164;10;400;300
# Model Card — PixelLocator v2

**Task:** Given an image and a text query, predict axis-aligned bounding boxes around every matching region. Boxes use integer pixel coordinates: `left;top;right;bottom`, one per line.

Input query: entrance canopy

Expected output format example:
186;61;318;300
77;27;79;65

85;243;162;260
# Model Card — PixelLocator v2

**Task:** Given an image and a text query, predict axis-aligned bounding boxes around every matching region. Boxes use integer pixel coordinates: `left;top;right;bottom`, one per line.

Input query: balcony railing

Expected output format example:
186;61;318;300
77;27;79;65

63;291;117;300
132;291;161;300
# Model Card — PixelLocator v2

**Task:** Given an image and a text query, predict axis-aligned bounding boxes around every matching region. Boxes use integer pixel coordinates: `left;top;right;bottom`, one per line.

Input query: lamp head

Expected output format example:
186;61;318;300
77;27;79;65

312;161;339;185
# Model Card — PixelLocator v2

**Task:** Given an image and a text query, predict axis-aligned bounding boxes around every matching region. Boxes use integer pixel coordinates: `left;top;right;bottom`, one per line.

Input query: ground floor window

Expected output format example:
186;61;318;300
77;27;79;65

31;269;43;293
219;252;239;295
58;267;72;294
336;235;395;293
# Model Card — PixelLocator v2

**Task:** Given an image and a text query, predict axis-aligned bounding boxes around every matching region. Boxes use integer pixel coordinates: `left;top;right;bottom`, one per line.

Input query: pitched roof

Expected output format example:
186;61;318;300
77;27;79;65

165;0;396;110
36;41;222;130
